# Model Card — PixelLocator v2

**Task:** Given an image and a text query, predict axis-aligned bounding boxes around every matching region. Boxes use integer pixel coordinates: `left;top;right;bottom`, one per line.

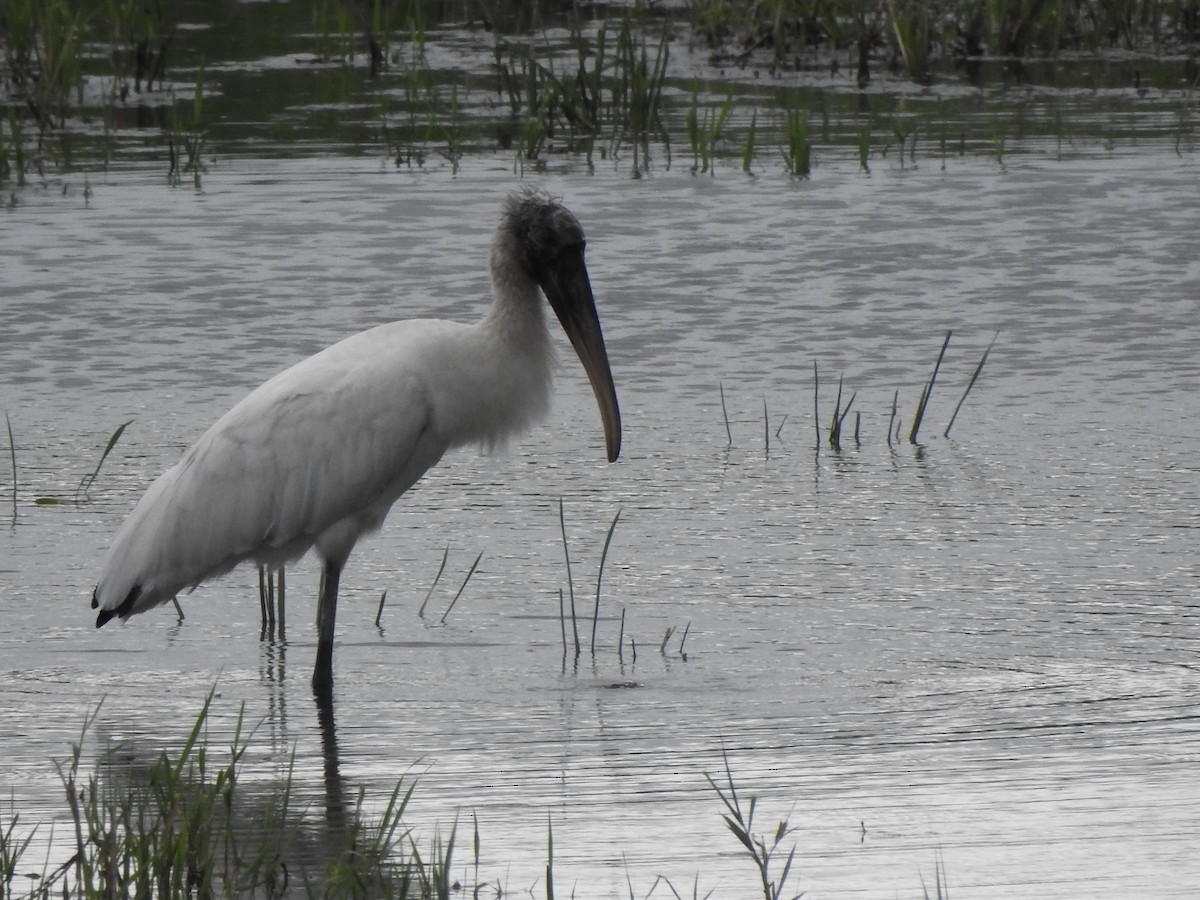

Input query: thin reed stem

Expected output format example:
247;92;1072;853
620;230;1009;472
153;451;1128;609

590;508;622;654
440;550;483;624
762;398;770;456
910;329;953;444
812;361;820;453
5;413;15;525
720;382;732;448
887;389;899;448
77;419;133;500
944;331;997;438
419;546;450;618
559;499;579;655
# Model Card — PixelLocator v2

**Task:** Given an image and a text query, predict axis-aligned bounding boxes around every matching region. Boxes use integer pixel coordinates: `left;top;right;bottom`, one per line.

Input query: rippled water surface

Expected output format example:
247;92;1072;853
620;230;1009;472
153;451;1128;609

3;153;1199;897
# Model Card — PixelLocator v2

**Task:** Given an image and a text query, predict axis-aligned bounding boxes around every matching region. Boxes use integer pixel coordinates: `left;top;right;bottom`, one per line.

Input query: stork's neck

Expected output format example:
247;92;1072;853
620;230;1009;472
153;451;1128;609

482;234;555;367
438;251;555;453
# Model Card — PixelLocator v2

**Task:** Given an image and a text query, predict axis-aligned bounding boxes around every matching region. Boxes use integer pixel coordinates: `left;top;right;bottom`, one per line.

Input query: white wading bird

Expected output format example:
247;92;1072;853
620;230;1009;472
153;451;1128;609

92;190;622;690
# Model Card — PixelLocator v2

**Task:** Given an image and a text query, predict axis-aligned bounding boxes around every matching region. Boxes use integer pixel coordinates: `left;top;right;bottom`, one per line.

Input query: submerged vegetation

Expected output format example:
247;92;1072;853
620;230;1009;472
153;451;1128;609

0;0;1198;184
0;695;957;900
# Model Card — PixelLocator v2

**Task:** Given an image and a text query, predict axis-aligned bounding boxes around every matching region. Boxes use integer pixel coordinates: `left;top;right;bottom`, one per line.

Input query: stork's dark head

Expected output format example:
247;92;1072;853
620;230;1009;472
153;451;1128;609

496;190;621;463
502;189;588;277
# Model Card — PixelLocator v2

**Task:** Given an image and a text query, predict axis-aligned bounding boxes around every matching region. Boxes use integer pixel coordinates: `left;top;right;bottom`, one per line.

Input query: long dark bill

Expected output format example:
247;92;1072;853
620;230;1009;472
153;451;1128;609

539;248;622;463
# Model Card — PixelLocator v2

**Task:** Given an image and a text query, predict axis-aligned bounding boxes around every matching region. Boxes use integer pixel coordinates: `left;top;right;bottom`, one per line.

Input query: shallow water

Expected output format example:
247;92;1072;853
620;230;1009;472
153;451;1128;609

3;152;1200;897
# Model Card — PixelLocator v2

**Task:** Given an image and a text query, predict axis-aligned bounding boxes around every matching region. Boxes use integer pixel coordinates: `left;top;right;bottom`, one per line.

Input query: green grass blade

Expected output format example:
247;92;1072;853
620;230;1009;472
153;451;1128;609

78;419;133;499
590;508;622;654
944;331;997;438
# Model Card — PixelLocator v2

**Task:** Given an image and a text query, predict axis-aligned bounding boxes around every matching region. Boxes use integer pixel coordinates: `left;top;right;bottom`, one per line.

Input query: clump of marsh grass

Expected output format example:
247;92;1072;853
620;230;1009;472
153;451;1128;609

920;849;950;899
782;106;811;177
611;19;670;173
887;0;931;83
705;750;802;900
827;374;857;452
686;91;733;175
558;500;623;659
0;112;26;188
0;807;38;900
742;107;758;174
167;66;207;188
50;693;295;899
11;691;426;900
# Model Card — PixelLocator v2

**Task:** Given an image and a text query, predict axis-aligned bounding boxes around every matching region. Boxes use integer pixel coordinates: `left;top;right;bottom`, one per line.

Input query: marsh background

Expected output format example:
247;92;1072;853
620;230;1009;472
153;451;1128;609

2;1;1199;898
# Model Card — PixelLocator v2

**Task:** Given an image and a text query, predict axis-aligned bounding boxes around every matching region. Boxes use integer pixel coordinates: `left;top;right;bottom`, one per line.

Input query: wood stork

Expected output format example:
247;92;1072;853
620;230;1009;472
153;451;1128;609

92;189;622;691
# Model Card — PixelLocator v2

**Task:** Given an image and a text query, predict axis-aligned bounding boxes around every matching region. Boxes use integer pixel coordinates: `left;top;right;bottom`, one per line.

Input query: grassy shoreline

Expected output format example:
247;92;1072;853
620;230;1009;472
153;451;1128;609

1;0;1197;184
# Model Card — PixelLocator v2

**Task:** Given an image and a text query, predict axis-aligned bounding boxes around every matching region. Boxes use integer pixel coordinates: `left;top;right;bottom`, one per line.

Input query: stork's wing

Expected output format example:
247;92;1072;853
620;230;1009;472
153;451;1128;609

93;320;456;619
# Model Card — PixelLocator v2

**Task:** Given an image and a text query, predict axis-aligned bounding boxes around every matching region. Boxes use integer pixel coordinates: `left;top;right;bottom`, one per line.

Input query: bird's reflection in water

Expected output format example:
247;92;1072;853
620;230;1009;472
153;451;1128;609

313;681;347;834
258;627;349;841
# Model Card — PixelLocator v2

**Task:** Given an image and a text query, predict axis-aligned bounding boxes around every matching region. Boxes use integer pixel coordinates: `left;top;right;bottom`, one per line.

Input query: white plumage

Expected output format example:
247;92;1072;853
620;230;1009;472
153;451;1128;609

92;190;621;690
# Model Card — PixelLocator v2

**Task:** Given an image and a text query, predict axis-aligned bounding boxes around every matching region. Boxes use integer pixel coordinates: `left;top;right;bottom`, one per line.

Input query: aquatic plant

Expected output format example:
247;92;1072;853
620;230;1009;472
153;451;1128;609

590;508;622;653
558;498;580;655
439;550;483;625
0;692;435;900
890;114;918;167
827;375;858;452
1;0;1198;184
410;547;481;624
418;546;450;618
763;398;771;455
4;414;15;525
0;0;86;129
782;106;811;177
944;332;998;438
887;388;900;448
706;749;803;900
856;124;871;173
720;382;733;448
742;107;758;173
557;501;624;657
167;66;206;188
257;565;286;638
105;0;173;98
812;362;821;453
0;808;37;900
76;419;132;500
2;696;972;899
691;0;1200;74
611;19;671;171
686;90;734;175
0;112;20;186
887;0;932;83
909;330;953;444
920;849;950;899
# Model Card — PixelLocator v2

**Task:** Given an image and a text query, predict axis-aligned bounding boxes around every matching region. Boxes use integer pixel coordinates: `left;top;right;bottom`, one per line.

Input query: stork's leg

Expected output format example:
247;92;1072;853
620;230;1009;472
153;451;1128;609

313;559;341;692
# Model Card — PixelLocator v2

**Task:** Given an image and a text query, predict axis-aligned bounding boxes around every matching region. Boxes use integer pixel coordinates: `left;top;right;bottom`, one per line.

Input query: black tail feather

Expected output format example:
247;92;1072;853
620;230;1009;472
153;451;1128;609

95;584;141;628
